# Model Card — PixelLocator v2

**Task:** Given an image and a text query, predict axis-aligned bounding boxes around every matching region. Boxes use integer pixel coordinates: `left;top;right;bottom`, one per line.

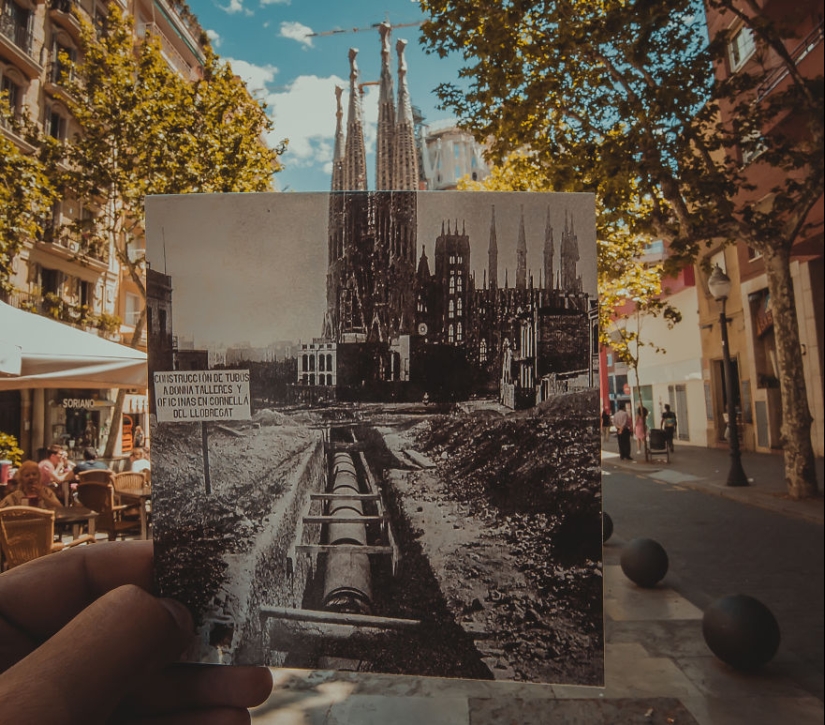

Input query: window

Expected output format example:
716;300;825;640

448;299;454;319
78;280;93;309
41;267;60;295
47;108;67;140
2;1;31;53
125;293;141;326
456;298;463;317
457;273;463;292
0;71;23;120
449;275;455;294
479;339;487;363
448;324;454;343
729;25;755;72
740;129;765;165
51;37;76;85
456;321;463;342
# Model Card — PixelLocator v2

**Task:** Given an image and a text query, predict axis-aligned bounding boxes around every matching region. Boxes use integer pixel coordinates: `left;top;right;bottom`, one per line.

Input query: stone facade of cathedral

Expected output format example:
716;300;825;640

320;25;592;406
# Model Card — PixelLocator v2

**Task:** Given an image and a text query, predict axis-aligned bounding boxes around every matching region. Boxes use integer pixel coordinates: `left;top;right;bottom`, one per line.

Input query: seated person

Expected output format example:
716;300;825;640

0;460;62;509
73;447;109;475
38;446;75;487
129;448;150;475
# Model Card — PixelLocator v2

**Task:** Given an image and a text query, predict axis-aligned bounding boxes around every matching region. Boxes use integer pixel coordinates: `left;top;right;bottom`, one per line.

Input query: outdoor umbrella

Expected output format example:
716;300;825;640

0;300;147;390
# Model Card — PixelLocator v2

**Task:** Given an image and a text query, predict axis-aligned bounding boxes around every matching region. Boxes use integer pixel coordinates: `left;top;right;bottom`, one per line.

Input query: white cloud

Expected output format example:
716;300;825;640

268;75;379;172
206;29;221;48
279;21;314;48
218;59;382;184
260;0;290;5
225;57;279;96
219;0;252;15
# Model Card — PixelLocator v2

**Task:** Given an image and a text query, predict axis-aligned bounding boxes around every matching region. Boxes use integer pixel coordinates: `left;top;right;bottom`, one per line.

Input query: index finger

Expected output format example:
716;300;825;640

0;540;155;642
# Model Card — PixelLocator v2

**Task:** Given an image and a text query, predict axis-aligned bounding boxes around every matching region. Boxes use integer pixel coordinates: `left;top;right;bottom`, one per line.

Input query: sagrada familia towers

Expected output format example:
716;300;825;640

324;25;419;343
320;23;591;400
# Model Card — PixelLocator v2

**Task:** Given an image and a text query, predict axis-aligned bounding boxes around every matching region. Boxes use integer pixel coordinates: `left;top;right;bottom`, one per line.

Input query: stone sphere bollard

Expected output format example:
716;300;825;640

603;512;613;542
620;537;668;588
702;594;781;671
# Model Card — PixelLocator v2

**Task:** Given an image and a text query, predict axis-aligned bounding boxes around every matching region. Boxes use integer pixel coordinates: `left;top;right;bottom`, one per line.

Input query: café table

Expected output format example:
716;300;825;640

116;487;151;540
54;505;98;540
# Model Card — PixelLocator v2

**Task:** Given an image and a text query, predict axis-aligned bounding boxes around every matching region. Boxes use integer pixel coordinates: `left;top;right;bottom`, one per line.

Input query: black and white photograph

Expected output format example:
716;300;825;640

145;188;603;687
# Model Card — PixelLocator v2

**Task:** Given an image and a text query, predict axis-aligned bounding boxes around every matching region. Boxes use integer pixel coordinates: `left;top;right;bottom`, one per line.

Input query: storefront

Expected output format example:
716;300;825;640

0;301;148;459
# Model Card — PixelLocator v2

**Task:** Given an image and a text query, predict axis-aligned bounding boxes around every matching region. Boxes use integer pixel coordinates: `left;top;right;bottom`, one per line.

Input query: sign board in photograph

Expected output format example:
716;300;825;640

154;370;251;423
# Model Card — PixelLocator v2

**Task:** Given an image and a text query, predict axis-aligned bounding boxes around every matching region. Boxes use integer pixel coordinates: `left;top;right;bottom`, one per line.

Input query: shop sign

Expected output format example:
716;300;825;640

62;398;98;409
154;370;251;423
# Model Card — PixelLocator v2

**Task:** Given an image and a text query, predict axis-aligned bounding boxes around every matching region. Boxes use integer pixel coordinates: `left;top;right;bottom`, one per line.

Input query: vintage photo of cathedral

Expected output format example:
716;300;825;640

145;26;603;687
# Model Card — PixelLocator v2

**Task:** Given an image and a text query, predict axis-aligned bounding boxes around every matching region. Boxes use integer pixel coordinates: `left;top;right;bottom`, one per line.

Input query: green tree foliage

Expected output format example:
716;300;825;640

0;100;58;296
421;0;822;498
57;4;283;455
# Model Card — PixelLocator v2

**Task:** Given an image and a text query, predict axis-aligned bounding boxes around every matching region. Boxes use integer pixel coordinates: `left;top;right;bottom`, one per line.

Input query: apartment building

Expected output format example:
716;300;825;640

0;0;207;459
699;2;823;456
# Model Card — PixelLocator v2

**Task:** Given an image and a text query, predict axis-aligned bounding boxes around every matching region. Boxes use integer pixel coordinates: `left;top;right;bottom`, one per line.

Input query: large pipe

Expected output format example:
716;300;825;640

322;452;373;614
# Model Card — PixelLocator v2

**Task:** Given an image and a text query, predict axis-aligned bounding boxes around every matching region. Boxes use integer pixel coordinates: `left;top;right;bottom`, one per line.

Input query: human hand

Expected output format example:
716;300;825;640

0;540;272;724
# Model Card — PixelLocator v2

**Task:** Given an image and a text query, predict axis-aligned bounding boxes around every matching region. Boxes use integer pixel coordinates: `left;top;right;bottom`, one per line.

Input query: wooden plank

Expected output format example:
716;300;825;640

302;515;384;524
295;544;393;555
260;606;419;629
310;493;380;500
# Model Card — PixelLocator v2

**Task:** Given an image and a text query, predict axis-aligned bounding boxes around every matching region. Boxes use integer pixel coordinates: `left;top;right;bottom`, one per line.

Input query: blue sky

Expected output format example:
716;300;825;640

187;0;466;192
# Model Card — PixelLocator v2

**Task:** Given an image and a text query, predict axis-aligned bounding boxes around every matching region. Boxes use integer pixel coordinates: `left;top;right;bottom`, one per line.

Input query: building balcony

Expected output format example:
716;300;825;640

48;0;84;42
0;114;37;153
7;290;121;339
0;16;43;78
757;20;824;101
43;61;79;103
36;223;110;272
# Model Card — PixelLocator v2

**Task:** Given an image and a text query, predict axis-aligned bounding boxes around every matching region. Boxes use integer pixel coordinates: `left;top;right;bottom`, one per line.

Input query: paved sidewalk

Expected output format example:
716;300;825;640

600;442;824;524
252;555;824;724
249;445;824;724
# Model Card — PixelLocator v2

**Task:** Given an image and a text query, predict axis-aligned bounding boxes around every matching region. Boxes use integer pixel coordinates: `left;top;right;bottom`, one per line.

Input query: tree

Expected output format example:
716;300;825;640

0;100;58;297
420;0;822;498
60;5;282;456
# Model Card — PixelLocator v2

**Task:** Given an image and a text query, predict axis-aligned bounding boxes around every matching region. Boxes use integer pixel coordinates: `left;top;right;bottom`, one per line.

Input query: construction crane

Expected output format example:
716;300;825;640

307;21;422;38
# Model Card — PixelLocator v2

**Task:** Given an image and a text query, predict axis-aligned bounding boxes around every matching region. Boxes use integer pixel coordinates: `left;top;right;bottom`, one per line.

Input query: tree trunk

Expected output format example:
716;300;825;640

762;244;818;499
104;306;148;460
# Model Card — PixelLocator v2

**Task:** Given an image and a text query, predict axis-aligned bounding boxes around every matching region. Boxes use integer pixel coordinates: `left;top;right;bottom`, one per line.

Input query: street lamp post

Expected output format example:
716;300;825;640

708;265;749;487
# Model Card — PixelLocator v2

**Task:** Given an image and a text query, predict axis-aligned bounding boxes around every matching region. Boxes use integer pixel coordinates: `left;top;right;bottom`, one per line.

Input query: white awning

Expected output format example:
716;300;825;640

0;300;147;390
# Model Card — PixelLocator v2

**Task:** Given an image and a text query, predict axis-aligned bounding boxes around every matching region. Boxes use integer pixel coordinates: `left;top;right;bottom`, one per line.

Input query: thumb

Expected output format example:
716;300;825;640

0;584;194;725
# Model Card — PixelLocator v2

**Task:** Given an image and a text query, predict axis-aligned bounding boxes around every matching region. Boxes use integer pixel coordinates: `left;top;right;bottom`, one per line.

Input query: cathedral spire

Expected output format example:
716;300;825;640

331;86;345;193
543;205;554;291
392;38;419;190
516;204;527;290
488;204;498;290
376;23;395;190
344;48;367;191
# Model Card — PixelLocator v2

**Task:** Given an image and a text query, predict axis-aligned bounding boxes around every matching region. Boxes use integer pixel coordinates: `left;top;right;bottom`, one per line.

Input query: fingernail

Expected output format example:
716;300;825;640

159;597;195;633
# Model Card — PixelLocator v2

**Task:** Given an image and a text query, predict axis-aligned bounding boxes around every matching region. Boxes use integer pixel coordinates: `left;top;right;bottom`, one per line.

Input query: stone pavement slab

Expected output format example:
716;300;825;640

467;697;698;724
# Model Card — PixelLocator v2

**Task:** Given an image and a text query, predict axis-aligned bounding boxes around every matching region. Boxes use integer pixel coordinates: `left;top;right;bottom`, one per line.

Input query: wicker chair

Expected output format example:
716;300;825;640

0;507;94;570
113;472;148;495
75;481;141;541
76;469;116;486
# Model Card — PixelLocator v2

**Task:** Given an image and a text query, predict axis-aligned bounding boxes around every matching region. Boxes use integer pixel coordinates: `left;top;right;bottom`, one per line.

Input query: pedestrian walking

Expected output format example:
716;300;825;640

635;405;648;455
661;404;677;452
613;402;633;460
601;408;612;443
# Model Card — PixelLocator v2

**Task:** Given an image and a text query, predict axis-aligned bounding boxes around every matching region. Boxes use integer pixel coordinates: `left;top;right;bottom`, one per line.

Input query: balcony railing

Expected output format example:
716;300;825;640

40;221;110;264
0;14;33;56
757;21;824;101
6;290;120;337
49;0;77;12
141;22;193;79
